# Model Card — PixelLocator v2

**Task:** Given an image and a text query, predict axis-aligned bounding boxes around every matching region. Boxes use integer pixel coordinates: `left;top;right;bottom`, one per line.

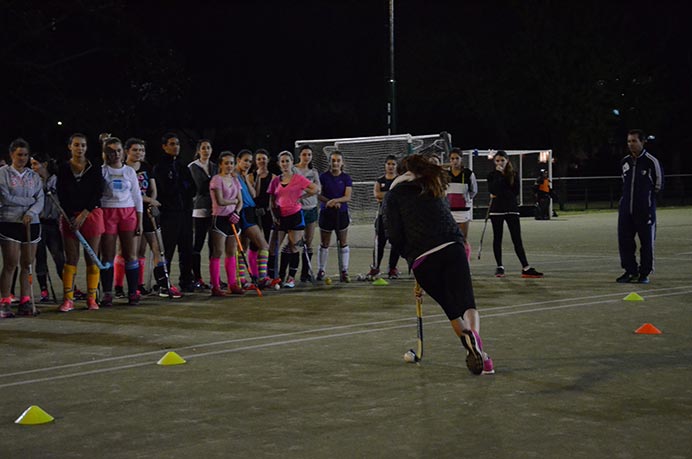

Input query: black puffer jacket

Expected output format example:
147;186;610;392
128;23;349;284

487;170;520;213
383;178;464;266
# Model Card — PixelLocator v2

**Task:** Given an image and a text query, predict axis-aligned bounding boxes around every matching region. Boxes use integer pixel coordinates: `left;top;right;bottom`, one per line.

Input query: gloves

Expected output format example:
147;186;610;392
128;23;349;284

229;212;240;225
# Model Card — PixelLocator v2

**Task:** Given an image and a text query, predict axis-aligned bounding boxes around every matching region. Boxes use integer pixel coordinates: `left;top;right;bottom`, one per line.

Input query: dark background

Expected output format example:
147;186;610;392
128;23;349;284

2;0;690;176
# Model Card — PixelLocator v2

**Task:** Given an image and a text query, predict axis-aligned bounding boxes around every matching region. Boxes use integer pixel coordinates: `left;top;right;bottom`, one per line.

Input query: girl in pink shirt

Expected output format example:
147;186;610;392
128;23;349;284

209;152;243;296
267;151;318;288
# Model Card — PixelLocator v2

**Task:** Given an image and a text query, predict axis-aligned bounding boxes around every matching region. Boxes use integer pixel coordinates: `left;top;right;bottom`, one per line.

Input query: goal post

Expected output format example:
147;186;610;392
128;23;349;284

294;132;453;223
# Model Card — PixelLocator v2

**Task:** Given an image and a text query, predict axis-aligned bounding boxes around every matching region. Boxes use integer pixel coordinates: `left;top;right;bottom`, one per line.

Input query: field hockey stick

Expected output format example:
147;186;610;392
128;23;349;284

477;196;493;260
231;223;262;297
298;237;318;286
414;282;423;362
46;191;111;270
335;209;344;281
371;214;379;274
25;223;38;316
46;271;57;303
147;207;173;296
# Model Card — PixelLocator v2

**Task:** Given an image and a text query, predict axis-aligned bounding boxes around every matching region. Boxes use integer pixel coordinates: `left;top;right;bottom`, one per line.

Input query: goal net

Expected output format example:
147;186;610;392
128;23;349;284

462;149;553;209
294;133;453;223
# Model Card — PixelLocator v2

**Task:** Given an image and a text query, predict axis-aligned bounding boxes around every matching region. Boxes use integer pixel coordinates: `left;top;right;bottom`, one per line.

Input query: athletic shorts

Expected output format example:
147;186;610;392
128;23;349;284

211;215;234;238
60;208;104;240
0;222;41;243
277;210;305;232
302;206;318;225
451;210;473;224
103;207;138;235
240;207;258;231
319;208;350;232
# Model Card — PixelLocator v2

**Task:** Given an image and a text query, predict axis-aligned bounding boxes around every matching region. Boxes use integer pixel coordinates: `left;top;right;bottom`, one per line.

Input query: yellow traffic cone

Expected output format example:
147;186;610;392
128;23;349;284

15;405;54;425
157;351;186;366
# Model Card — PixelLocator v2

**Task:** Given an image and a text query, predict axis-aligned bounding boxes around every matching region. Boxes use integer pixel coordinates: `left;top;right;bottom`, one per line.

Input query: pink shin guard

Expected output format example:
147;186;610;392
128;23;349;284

225;256;238;287
210;257;221;289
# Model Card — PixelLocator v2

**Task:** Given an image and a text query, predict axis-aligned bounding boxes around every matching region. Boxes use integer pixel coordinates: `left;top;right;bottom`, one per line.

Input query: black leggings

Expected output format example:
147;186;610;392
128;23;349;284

192;216;212;280
490;214;529;268
413;243;476;321
36;220;65;289
375;215;399;270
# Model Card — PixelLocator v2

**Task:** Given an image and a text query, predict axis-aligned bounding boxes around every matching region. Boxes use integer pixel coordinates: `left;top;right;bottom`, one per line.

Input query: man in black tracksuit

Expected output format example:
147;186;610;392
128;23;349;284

153;133;197;293
617;129;664;284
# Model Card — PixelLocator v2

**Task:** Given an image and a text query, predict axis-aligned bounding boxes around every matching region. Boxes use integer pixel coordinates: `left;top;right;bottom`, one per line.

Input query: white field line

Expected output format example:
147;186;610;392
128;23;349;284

1;287;690;389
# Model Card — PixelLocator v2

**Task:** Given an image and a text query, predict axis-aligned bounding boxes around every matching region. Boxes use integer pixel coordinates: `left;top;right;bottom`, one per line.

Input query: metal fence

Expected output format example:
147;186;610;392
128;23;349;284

471;173;692;212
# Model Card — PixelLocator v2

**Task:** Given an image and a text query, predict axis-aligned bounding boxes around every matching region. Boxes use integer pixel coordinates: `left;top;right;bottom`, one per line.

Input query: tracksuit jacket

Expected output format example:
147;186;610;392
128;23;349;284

618;149;664;276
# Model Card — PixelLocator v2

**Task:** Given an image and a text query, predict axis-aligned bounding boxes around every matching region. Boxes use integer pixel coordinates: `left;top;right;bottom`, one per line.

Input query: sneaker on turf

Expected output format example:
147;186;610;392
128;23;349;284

87;297;99;310
137;284;152;296
367;267;380;278
616;272;638;283
388;267;400;279
228;285;246;295
40;289;51;303
494;266;505;278
211;287;227;297
482;356;495;375
58;299;74;313
0;304;15;319
100;293;114;308
194;278;210;290
521;267;543;278
128;293;140;306
316;270;326;281
17;300;38;316
282;277;296;289
10;294;18;304
159;285;183;299
114;286;125;299
638;275;650;284
460;329;484;375
340;271;351;283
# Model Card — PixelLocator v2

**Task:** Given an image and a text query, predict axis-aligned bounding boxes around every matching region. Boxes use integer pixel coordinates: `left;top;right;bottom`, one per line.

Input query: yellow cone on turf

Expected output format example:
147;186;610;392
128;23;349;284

157;351;186;366
372;278;389;286
623;292;644;301
15;405;54;425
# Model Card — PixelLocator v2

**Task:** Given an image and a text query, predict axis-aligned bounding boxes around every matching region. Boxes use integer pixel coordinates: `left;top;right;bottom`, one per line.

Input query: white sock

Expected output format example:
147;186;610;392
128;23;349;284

318;246;329;271
340;246;350;272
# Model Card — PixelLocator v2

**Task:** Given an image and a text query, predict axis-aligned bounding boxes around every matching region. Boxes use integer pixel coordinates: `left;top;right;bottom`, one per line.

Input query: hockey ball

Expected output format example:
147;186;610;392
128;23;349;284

403;349;417;363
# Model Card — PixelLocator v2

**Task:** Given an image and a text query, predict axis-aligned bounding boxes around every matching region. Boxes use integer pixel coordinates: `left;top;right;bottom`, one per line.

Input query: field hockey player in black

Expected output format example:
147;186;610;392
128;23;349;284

383;154;494;375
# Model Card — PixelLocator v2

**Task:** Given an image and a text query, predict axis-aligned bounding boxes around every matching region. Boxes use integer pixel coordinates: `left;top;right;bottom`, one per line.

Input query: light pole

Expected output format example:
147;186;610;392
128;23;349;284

387;0;397;135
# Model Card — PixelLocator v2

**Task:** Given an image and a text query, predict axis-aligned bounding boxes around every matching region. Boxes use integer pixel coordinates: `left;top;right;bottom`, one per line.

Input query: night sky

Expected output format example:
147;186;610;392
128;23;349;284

3;1;691;175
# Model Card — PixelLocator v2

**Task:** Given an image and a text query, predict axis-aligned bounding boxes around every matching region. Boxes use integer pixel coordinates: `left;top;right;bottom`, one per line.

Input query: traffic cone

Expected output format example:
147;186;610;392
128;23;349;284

157;351;186;366
623;292;644;301
634;323;662;335
372;278;389;286
15;405;54;425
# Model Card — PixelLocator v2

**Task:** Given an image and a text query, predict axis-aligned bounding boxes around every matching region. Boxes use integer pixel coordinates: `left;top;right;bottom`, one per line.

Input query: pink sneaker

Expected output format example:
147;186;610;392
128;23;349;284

87;297;100;310
58;299;75;313
482;356;495;375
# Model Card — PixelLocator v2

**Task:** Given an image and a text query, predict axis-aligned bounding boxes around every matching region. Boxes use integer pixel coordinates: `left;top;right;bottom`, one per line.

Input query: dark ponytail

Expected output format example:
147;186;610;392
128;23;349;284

402;154;448;198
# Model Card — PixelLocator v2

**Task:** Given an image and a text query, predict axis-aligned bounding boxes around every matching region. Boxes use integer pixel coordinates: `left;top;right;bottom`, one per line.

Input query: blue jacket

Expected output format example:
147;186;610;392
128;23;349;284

619;149;663;220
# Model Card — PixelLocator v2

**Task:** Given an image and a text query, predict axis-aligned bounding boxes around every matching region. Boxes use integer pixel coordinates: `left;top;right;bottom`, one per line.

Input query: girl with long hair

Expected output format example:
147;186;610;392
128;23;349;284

446;148;478;261
30;152;64;303
99;137;144;306
487;150;543;278
317;151;352;282
189;139;218;290
267;151;318;288
0;139;43;318
295;145;321;282
56;133;105;312
384;154;493;375
209;151;244;296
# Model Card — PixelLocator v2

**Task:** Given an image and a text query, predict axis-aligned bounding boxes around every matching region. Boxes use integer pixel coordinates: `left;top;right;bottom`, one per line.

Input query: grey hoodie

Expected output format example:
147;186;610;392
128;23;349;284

0;165;44;223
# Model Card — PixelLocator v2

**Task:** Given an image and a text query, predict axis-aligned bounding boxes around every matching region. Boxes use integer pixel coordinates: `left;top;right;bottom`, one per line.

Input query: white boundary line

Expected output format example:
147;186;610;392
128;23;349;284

1;287;690;389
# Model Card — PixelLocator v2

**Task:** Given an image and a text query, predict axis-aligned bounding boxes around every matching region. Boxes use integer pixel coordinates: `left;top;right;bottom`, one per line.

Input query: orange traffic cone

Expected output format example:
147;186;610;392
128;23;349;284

634;323;662;335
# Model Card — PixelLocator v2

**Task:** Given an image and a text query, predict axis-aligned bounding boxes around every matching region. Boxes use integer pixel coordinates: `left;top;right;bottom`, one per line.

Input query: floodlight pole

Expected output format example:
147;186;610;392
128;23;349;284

387;0;397;135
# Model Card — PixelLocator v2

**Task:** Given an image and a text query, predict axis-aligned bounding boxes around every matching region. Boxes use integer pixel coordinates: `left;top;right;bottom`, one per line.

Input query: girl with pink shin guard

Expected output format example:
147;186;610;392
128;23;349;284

209;152;244;296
